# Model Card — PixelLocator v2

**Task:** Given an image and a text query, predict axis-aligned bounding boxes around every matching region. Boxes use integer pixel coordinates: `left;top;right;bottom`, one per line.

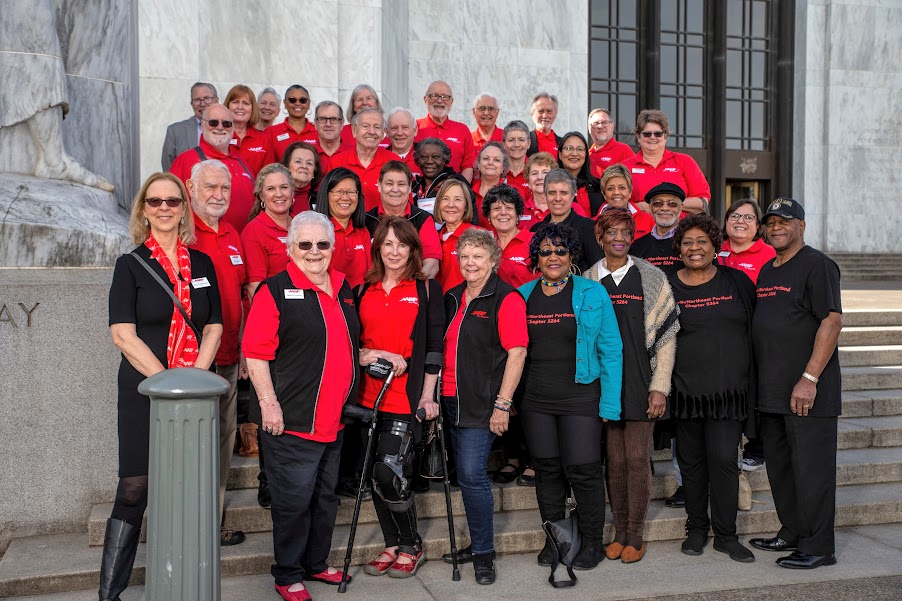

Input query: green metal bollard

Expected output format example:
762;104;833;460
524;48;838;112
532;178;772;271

138;367;229;601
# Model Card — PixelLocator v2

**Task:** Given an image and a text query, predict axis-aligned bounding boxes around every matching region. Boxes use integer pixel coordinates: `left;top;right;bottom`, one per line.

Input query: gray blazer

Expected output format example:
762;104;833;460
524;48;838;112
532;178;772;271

161;116;200;171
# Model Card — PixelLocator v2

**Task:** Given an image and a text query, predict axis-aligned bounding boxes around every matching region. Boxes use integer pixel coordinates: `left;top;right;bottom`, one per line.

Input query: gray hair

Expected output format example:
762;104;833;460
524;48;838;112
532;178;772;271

386;106;416;126
346;84;382;121
190;159;230;183
544;168;577;195
351;107;385;128
191;82;217;98
287;211;335;252
531;92;559;110
472;92;499;109
258;87;280;102
315;100;344;122
503;119;530;139
475;141;510;175
456;227;502;272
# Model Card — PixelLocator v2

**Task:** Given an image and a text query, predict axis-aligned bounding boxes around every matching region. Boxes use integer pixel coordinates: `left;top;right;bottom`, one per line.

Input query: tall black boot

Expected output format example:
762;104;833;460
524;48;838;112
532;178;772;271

565;461;606;569
533;456;568;566
98;518;140;601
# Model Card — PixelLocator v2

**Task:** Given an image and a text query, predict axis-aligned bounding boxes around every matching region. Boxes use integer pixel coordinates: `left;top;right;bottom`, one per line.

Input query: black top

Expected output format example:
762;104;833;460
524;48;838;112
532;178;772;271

753;245;842;416
532;210;604;273
601;267;657;420
630;233;684;275
522;283;600;415
669;268;755;420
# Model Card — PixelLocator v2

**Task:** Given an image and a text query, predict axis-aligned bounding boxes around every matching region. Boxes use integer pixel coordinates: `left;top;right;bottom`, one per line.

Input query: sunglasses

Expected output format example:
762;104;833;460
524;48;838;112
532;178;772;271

297;240;332;251
640;130;666;138
538;248;570;257
205;119;233;128
145;197;183;208
650;200;681;209
287;97;310;104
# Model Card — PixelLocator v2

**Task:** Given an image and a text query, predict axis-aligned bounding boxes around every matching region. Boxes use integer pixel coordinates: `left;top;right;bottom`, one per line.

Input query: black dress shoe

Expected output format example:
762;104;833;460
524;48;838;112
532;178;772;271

443;545;475;564
220;529;245;546
776;551;837;570
257;479;271;509
473;552;496;585
749;536;797;552
664;486;685;508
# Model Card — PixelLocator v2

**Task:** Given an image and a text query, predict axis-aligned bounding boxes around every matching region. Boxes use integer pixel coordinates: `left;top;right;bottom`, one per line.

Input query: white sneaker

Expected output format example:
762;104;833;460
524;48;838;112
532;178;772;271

741;457;764;472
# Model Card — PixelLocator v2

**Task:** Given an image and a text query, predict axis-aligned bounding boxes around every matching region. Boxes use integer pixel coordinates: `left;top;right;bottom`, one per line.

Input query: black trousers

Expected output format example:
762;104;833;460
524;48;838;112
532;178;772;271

675;418;743;540
261;429;343;585
761;413;838;556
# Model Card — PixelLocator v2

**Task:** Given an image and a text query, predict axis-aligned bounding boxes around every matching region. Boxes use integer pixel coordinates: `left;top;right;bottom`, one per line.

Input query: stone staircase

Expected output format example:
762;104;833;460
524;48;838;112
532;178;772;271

2;309;902;598
830;253;902;281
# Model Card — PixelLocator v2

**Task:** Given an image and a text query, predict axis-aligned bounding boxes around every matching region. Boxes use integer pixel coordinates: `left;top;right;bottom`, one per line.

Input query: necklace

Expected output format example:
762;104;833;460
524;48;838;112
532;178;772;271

540;274;570;288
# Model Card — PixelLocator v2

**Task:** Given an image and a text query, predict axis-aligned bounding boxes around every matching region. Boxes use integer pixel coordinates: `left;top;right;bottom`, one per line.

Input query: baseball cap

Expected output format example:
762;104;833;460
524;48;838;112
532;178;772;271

763;198;805;221
644;182;686;204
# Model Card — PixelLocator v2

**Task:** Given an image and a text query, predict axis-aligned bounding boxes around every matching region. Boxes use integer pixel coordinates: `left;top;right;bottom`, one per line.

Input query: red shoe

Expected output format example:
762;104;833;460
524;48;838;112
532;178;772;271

388;549;426;578
364;549;397;576
275;583;311;601
305;568;350;585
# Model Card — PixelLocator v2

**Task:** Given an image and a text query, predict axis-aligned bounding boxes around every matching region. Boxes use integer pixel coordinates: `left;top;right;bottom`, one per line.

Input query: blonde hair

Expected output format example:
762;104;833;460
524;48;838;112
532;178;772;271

249;163;295;222
128;172;195;245
433;179;473;226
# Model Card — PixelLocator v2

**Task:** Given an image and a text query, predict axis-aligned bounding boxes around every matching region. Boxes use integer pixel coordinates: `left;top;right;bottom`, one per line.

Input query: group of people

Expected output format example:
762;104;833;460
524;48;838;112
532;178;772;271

98;80;843;601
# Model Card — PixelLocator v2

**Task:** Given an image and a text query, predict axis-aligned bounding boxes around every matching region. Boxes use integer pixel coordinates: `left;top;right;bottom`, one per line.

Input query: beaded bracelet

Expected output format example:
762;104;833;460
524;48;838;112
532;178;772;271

496;395;513;404
494;404;511;412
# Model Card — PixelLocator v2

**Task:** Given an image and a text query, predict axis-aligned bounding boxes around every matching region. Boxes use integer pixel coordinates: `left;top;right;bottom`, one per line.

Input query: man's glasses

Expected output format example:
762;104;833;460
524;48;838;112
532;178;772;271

191;96;216;106
145;197;183;208
650;200;681;209
589;120;613;128
297;240;332;251
475;106;498;113
640;130;666;138
538;248;570;257
316;116;341;125
205;119;233;128
427;93;452;101
287;97;310;104
728;213;758;222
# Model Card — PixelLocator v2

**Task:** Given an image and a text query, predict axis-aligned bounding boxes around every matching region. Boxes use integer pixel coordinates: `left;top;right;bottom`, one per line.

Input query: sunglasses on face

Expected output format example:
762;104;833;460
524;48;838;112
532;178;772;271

297;240;332;251
145;197;183;208
538;248;570;257
205;119;233;128
287;97;310;104
640;130;666;138
650;200;681;209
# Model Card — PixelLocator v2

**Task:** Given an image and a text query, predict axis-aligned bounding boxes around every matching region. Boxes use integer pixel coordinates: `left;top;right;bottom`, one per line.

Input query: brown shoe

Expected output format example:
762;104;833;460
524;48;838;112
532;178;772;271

605;542;625;560
621;543;646;564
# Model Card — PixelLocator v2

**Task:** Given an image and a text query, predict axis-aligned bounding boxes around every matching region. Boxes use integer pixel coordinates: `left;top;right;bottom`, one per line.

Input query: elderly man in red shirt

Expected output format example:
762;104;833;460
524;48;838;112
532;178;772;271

526;92;563;159
587;107;634;177
387;107;421;178
471;93;503;152
170;103;256;233
416;80;476;182
186;159;248;547
314;100;343;169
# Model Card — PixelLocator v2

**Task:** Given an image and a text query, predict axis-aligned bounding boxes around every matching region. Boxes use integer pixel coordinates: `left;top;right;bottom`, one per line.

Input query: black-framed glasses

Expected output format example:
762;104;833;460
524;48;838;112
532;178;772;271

205;119;233;128
561;145;586;153
640;130;666;138
191;96;216;105
427;93;452;101
287;96;310;104
145;197;183;208
475;106;498;113
316;116;341;124
728;213;758;222
297;240;332;251
538;248;570;257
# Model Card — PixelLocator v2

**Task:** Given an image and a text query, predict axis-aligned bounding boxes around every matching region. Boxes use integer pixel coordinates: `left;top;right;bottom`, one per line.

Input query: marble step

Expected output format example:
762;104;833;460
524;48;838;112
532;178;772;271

841;310;902;328
840;326;902;347
7;482;902;598
842;389;902;417
840;345;902;367
842;366;902;391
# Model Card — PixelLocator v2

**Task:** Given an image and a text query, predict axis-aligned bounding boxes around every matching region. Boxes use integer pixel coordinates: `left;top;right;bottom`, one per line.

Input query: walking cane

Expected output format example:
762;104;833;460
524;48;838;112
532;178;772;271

338;360;395;594
436;406;461;581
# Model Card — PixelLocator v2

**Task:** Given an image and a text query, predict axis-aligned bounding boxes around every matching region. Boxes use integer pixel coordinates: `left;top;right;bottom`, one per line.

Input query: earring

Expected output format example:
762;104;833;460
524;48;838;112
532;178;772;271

179;217;184;224
261;201;266;209
145;218;149;226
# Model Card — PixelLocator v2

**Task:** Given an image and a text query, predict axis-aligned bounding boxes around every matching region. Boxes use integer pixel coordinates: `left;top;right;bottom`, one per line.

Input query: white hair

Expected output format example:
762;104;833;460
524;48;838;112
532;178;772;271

386;106;416;126
287;211;335;252
258;87;280;101
190;159;230;183
351;107;385;128
472;92;499;109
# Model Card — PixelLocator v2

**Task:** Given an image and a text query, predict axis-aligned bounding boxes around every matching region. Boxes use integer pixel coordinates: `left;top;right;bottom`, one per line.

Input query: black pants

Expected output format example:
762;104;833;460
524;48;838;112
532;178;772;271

675;418;743;540
761;413;838;555
369;414;420;550
261;430;343;586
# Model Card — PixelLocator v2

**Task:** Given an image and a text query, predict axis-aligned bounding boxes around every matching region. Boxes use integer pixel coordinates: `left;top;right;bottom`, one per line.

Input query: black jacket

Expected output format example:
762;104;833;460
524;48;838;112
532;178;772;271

531;210;604;273
527;129;563;157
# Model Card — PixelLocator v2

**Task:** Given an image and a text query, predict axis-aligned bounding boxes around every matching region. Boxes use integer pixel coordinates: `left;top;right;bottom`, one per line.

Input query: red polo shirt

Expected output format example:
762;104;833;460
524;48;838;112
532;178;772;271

339;124;390;151
290;186;314;216
589;138;635;177
264;120;319;165
376;203;443;261
316;142;341;173
436;223;477;292
472;126;503;152
230;127;270;177
471;178;507;229
396;149;422;179
598;202;656;240
190;214;247;366
621;150;711;206
497;227;535;287
720;238;776;284
358;278;419;414
331;217;372;288
240;211;290;284
536;129;559;158
416;115;477;174
242;263;351;443
329;147;401;211
506;169;530;201
169;138;256;234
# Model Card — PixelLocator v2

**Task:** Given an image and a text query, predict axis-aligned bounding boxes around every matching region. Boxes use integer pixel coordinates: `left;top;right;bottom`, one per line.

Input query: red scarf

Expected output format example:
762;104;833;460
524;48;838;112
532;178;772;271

145;234;199;368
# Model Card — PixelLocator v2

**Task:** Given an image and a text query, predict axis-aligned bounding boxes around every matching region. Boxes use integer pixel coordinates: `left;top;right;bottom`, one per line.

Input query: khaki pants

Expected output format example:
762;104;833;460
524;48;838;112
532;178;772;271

216;362;239;526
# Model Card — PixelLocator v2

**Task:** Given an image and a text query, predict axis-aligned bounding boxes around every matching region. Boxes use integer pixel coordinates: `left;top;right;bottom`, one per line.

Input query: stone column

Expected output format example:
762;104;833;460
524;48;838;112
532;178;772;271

138;367;229;601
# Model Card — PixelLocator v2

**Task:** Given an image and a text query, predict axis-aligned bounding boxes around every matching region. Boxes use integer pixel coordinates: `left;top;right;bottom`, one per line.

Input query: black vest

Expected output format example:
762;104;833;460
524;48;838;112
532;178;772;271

365;205;435;236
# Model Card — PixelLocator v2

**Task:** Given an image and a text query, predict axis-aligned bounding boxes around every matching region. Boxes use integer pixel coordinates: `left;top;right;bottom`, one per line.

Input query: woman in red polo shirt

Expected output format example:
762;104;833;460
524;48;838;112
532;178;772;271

242;163;295;300
720;199;775;284
358;217;444;579
280;141;322;215
597;164;655;240
264;85;319;164
557;131;605;217
435;179;479;292
315;168;371;288
471;142;508;227
503;120;531;200
225;84;269;176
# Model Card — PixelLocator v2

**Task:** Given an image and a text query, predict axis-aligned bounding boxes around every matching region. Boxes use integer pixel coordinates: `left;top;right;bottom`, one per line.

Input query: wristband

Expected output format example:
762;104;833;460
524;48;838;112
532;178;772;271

496;395;513;404
802;372;819;384
493;404;510;412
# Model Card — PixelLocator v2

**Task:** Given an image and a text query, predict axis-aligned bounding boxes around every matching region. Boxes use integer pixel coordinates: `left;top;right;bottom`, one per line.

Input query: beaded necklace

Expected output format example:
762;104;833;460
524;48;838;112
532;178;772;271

540;273;571;289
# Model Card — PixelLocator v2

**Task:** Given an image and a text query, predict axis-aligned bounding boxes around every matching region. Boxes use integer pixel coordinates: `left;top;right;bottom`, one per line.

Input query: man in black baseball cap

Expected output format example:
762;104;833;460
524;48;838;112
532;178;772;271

762;197;805;222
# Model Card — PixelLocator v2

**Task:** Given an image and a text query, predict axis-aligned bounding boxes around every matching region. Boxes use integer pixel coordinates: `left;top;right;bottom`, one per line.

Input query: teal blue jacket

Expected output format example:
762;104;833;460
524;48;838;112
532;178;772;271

519;276;624;420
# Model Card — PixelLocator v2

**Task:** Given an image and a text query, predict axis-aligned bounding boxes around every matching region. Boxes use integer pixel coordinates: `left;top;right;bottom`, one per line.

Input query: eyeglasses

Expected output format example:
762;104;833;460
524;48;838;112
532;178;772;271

297;240;332;251
589;120;613;128
650;200;681;209
145;197;183;208
191;96;216;105
330;189;358;198
427;93;452;101
728;213;758;222
640;130;666;138
287;97;310;104
561;145;586;153
538;248;570;257
316;116;342;124
475;106;498;113
205;119;233;128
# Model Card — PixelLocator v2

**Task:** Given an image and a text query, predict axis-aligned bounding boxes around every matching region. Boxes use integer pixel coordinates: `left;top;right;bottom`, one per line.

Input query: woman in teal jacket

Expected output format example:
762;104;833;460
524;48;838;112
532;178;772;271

517;222;622;570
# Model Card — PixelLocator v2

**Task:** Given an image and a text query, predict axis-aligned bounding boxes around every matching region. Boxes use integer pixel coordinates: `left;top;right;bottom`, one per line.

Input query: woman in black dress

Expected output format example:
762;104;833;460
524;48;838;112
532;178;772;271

668;214;757;562
103;173;223;601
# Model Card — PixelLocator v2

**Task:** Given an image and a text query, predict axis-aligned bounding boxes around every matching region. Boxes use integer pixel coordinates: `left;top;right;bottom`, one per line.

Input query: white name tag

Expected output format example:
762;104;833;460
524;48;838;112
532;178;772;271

417;197;436;214
519;215;531;221
631;168;645;174
284;289;304;300
191;277;211;288
229;138;238;145
230;254;243;265
276;133;290;142
718;251;731;258
278;237;288;243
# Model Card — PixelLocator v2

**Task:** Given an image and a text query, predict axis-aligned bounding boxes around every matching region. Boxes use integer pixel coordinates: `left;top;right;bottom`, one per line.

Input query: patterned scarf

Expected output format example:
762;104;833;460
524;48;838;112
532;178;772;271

145;234;199;368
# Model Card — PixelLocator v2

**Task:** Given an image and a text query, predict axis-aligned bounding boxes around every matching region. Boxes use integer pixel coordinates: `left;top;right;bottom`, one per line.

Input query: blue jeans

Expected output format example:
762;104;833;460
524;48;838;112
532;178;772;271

449;425;496;554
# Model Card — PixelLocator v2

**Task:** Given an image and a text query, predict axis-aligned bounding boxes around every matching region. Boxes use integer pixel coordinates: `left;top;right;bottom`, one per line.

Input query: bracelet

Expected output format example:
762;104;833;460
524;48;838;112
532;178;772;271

496;395;513;404
802;372;819;384
493;404;510;412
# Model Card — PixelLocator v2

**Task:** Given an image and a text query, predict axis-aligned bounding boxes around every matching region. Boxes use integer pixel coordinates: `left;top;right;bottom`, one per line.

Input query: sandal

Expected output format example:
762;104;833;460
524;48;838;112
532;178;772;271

364;549;397;576
492;462;523;484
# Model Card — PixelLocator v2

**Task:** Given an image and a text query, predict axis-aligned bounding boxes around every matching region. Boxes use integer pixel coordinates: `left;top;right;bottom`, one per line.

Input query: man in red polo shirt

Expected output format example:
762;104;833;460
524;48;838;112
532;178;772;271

471;93;503;152
170;103;256;233
526;92;562;159
387;107;421;178
186;159;248;548
314;100;343;170
587;108;634;177
328;108;401;212
416;80;476;182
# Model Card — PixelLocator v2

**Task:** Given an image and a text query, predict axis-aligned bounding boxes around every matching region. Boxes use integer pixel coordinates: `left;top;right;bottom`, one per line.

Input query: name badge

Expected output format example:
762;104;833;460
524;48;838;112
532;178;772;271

417;198;436;214
284;289;304;300
229;138;238;145
276;133;290;142
631;168;645;174
718;251;731;258
191;277;211;289
230;254;243;265
519;215;531;221
278;237;288;243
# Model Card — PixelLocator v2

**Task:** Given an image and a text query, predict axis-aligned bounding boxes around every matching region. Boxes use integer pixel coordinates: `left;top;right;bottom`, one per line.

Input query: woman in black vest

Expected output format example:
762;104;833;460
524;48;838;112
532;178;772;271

243;211;361;601
442;228;528;585
356;217;444;578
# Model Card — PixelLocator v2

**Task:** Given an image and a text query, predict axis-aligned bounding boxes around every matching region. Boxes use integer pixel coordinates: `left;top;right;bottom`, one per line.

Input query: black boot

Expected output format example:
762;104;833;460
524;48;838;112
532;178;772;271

564;461;606;570
98;519;140;601
532;457;567;523
257;471;271;509
473;552;496;585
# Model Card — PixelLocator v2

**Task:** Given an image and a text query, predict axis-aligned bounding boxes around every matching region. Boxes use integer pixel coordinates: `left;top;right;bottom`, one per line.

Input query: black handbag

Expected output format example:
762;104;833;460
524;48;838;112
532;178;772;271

130;251;202;342
543;510;582;588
